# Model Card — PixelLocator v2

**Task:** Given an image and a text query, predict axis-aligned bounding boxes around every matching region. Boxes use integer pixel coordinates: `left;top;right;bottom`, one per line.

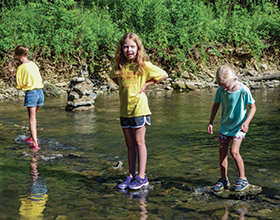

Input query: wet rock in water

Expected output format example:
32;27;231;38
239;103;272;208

70;105;95;112
257;196;280;205
37;154;63;161
110;161;123;170
55;215;67;220
14;145;27;150
211;184;262;199
21;151;30;156
21;151;63;161
102;193;115;198
65;64;96;111
116;161;123;168
97;177;108;183
68;153;82;158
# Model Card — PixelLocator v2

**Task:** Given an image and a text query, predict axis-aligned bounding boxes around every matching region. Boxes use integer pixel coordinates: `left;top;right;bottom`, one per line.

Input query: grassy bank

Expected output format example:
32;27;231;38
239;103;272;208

0;0;280;86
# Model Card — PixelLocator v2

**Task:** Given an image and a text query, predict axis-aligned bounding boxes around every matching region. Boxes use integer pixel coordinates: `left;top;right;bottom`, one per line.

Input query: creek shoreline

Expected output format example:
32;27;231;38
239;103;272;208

1;63;279;102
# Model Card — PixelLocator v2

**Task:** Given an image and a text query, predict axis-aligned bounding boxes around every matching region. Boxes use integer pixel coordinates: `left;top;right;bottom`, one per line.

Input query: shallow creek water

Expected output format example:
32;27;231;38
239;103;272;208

0;88;279;219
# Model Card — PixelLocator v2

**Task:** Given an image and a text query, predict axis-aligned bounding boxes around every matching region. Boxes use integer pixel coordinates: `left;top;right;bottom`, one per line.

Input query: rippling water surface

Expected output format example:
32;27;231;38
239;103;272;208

0;88;279;219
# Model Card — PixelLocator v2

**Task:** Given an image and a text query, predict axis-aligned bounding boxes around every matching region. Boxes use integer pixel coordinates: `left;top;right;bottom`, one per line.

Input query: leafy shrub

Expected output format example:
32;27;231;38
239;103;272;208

0;0;279;79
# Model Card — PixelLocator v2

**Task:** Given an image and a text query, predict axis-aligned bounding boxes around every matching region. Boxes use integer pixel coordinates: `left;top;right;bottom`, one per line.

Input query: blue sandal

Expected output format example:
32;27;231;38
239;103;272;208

235;178;249;191
213;177;230;192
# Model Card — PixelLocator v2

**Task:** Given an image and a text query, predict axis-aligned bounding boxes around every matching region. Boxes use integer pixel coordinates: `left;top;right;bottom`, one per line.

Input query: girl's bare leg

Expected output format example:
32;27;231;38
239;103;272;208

219;141;229;179
133;125;147;179
27;106;40;146
230;139;245;179
122;128;137;178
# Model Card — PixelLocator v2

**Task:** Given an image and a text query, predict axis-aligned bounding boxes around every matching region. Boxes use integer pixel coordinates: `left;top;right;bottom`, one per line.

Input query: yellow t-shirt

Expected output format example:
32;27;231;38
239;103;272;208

16;61;44;92
110;62;167;117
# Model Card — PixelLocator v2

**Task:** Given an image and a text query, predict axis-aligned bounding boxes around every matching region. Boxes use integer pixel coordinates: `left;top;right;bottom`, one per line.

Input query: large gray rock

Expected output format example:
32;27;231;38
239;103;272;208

185;82;198;90
171;81;187;90
211;184;262;199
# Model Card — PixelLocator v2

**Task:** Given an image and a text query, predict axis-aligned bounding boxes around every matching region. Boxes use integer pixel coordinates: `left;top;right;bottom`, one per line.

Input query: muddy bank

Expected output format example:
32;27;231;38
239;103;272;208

0;57;279;101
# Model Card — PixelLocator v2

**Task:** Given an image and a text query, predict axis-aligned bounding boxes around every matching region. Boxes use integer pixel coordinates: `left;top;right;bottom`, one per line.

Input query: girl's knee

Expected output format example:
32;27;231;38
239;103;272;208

230;150;240;159
136;142;146;150
135;137;146;149
125;140;135;149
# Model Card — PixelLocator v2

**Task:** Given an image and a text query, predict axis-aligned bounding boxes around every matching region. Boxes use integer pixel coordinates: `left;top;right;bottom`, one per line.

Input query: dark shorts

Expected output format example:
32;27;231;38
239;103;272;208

24;89;44;107
120;116;151;129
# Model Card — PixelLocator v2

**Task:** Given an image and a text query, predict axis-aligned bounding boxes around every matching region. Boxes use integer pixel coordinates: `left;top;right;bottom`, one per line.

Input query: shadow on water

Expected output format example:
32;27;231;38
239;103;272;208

0;88;280;219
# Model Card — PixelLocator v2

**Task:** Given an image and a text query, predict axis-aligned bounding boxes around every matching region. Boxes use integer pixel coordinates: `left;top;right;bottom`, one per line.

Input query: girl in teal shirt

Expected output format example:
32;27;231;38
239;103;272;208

207;64;256;192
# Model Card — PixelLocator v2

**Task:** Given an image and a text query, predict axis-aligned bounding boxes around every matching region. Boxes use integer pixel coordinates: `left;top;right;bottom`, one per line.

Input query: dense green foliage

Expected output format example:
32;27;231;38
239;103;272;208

0;0;279;75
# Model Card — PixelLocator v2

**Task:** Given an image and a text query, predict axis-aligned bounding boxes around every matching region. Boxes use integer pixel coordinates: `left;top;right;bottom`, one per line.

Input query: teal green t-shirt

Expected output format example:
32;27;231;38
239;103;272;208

214;83;255;136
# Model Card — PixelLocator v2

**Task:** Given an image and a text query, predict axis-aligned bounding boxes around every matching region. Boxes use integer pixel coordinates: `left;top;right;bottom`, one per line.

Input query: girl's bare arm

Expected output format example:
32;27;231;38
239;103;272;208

207;102;220;134
241;103;256;133
139;73;168;94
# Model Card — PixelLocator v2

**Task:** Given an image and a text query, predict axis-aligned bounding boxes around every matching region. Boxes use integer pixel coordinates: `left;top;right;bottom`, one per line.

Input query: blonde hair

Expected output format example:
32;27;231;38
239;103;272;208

15;45;29;57
216;64;236;84
113;32;147;76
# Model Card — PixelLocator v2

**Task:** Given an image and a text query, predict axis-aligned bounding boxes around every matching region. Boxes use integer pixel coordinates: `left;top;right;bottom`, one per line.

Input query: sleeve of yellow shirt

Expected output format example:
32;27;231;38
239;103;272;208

145;62;167;81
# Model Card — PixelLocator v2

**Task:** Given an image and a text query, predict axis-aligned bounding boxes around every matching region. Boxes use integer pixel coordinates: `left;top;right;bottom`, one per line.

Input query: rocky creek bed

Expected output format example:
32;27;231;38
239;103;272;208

11;148;280;219
0;59;279;103
1;55;280;218
1;83;280;219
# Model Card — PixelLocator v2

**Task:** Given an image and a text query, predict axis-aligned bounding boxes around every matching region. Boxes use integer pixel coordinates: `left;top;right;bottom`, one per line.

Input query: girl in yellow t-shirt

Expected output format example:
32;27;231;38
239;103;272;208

15;46;44;150
110;33;168;190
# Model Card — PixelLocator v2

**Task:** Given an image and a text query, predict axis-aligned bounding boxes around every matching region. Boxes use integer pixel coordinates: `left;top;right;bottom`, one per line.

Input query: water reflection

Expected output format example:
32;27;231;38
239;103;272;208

128;189;148;220
19;149;48;220
119;188;149;220
138;197;148;220
221;207;248;220
0;88;280;219
68;111;97;134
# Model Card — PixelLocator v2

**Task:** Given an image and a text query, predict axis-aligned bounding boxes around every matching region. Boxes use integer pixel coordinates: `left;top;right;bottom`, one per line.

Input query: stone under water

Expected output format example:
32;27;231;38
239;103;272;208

211;184;262;199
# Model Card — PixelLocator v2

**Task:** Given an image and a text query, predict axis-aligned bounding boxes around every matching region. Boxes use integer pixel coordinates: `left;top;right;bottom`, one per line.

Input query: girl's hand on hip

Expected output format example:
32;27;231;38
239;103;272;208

139;85;147;94
139;79;158;95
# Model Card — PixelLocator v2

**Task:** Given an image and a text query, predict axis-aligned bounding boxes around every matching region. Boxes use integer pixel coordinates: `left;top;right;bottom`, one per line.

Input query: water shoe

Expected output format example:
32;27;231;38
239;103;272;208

213;177;230;192
117;176;133;189
235;178;249;191
30;144;40;150
24;137;33;144
128;175;149;190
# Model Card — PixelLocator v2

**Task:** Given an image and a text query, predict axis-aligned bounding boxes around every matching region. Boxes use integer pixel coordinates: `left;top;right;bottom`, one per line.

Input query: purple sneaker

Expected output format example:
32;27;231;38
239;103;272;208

117;176;133;189
128;175;149;190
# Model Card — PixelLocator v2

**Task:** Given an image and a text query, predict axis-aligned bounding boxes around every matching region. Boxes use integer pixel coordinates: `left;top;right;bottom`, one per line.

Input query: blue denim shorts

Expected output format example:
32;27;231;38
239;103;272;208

120;116;151;128
24;89;44;107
